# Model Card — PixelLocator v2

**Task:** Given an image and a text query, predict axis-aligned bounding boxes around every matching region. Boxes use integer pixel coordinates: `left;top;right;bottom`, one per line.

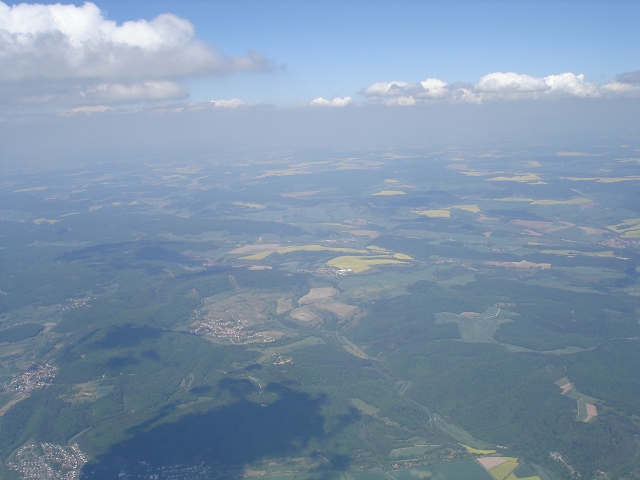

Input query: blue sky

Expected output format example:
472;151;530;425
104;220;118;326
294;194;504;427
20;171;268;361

0;0;638;111
67;0;640;104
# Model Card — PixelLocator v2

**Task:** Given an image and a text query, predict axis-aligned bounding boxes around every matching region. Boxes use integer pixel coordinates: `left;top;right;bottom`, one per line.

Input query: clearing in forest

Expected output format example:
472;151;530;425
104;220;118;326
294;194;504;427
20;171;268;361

228;244;281;255
485;260;551;270
350;398;380;415
554;377;599;422
298;287;339;305
289;306;319;323
315;302;360;320
327;255;409;273
435;306;514;343
239;244;368;261
413;204;481;218
371;190;405;195
276;298;293;314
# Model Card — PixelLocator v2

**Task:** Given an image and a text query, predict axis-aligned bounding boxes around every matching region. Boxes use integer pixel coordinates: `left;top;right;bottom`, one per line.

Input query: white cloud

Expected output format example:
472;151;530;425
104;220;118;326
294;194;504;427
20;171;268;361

362;81;418;97
59;105;112;116
383;96;416;106
601;80;640;97
310;96;353;107
362;79;446;103
418;78;449;98
472;72;601;100
210;98;248;108
450;87;482;104
362;70;638;106
0;1;270;82
82;81;188;102
0;2;272;111
542;73;599;98
475;72;548;93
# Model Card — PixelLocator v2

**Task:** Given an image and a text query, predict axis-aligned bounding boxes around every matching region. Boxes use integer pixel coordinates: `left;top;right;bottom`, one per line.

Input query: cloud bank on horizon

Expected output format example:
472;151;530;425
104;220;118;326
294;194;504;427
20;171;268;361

358;71;640;107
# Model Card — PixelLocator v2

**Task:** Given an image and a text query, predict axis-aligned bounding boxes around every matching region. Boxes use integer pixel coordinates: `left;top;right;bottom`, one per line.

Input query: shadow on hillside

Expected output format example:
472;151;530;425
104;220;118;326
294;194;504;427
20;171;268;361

93;324;164;349
81;382;345;479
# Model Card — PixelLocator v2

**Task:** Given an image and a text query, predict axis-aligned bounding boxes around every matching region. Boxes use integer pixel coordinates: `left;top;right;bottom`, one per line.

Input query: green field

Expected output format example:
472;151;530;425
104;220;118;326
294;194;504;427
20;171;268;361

391;461;494;480
2;143;640;479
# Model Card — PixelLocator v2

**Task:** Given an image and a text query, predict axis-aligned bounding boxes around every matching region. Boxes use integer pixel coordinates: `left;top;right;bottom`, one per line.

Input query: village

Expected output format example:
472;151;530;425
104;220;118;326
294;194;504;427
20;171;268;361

3;364;58;395
6;443;87;480
192;317;250;339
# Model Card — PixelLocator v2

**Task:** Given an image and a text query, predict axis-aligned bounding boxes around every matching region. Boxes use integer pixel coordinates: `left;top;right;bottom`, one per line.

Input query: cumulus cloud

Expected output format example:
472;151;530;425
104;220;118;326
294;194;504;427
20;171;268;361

362;81;418;97
210;98;249;108
362;71;639;105
361;80;444;104
0;1;270;82
59;105;113;116
418;78;449;98
81;81;188;102
383;96;416;106
601;81;640;97
0;1;271;109
474;72;548;93
310;96;353;107
542;73;599;98
472;72;600;100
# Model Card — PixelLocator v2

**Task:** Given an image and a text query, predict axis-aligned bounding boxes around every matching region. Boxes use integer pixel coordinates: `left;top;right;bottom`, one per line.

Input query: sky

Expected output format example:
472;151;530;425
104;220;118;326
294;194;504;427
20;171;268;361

0;0;639;112
0;0;639;164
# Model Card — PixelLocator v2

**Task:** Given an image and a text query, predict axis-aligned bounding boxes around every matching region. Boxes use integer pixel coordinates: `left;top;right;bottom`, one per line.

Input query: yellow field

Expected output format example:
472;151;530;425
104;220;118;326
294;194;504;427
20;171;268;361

327;255;408;273
496;197;591;205
280;191;322;197
367;246;390;253
33;218;59;225
608;218;640;238
541;249;614;257
488;457;518;480
239;245;369;260
232;201;266;209
455;204;481;213
393;253;413;260
556;151;589;156
14;186;48;192
531;197;591;205
414;209;450;218
384;179;400;183
563;176;640;183
162;175;187;180
320;222;355;228
461;444;496;455
598;176;640;183
496;197;535;202
414;204;480;217
175;166;202;173
486;173;542;183
256;168;311;178
372;190;405;195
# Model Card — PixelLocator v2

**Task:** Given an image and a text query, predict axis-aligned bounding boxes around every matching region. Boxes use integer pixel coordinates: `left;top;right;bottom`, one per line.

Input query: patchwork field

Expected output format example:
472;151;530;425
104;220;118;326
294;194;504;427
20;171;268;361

2;141;640;480
327;255;410;273
391;462;494;480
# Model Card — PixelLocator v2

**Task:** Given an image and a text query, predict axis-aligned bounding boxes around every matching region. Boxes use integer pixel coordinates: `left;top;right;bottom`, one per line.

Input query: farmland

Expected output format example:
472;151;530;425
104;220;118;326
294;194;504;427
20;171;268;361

1;139;640;479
